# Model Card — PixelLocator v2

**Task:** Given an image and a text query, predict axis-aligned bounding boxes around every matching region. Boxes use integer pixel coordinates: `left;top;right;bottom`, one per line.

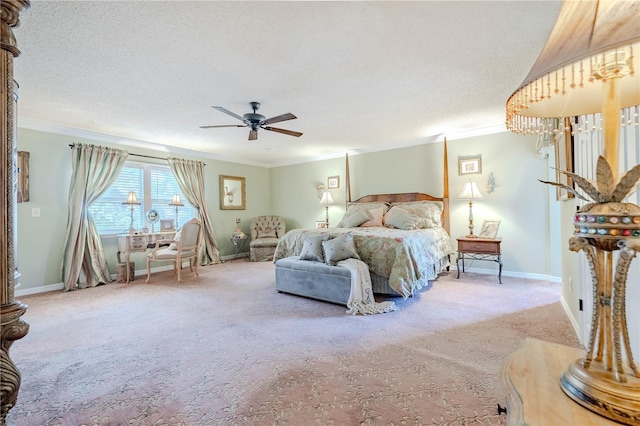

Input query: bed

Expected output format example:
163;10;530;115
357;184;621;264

273;192;453;299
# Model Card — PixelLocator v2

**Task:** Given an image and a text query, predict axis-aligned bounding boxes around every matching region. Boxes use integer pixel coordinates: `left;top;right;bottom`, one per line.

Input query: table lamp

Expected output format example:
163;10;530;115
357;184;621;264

169;194;184;230
458;181;482;238
506;1;640;422
122;191;140;233
319;191;334;227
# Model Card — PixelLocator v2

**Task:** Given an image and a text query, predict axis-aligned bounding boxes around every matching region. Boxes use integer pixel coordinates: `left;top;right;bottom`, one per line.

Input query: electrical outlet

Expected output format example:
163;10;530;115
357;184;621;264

32;207;41;217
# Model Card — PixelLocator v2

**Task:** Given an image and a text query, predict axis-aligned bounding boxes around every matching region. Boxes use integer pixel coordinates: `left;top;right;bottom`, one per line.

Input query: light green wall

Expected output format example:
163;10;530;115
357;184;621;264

272;131;558;279
17;127;561;293
16;128;271;291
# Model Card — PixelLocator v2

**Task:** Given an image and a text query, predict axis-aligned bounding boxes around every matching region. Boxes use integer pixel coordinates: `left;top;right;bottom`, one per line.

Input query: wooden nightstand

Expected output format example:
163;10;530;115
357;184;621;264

456;236;502;283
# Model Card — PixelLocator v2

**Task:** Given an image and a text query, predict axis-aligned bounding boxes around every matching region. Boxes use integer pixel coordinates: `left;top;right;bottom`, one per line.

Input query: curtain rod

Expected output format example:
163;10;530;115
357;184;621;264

68;144;167;161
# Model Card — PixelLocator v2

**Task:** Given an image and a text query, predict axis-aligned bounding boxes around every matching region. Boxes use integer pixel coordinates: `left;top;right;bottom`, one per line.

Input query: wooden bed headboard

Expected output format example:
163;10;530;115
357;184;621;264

352;192;450;235
345;139;450;235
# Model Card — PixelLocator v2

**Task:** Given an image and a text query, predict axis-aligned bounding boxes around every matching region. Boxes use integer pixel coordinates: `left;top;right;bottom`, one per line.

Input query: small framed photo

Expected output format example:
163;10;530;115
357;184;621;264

160;219;175;232
458;155;482;175
478;220;500;239
315;221;328;230
327;175;340;189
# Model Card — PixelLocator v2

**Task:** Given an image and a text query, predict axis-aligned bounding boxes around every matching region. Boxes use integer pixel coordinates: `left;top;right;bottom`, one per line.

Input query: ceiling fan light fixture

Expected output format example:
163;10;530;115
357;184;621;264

201;101;302;141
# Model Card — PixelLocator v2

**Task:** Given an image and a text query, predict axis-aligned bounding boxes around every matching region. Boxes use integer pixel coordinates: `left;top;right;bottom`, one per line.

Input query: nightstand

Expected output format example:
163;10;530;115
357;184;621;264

229;234;249;261
456;236;502;284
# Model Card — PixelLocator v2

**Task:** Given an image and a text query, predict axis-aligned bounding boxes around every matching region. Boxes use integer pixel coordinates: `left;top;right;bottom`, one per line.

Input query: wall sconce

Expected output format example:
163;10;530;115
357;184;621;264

316;183;326;199
122;191;141;233
169;194;184;230
485;172;496;193
458;181;482;237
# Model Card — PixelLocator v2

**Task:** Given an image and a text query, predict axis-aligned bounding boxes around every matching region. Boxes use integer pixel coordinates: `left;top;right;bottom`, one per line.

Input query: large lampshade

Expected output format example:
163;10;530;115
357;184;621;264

507;0;639;128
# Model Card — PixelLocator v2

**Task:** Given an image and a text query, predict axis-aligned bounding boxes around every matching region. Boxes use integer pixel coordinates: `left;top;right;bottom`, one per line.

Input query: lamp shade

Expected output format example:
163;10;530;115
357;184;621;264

169;194;184;206
506;0;640;133
458;181;482;200
319;191;334;205
123;191;140;205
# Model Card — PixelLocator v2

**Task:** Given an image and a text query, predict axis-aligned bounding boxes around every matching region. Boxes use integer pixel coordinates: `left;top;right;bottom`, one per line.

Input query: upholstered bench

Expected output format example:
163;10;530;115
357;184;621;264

274;256;352;306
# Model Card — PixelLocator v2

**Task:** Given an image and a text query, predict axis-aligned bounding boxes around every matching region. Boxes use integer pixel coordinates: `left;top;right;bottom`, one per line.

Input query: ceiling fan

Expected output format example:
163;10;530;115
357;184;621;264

200;101;303;141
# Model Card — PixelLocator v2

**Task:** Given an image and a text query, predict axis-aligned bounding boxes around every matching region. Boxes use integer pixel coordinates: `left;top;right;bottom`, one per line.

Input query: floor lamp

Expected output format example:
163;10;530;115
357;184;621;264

319;191;334;227
169;194;184;230
506;1;640;423
123;191;141;234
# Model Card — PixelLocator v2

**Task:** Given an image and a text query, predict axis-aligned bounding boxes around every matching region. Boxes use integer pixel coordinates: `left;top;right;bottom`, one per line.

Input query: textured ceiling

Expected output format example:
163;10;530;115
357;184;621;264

13;1;562;167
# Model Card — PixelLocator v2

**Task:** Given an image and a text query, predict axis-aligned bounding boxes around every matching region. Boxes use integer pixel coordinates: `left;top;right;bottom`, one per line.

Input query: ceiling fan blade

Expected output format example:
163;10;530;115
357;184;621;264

200;124;246;129
212;106;244;121
263;126;303;137
262;113;297;125
248;129;258;141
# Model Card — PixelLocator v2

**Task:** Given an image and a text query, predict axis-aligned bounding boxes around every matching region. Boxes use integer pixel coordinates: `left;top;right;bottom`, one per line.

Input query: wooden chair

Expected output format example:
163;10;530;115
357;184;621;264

145;218;202;283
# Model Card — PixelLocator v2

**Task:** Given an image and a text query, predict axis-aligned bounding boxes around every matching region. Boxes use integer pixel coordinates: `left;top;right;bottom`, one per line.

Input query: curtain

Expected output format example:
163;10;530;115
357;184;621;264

167;157;221;265
61;144;129;291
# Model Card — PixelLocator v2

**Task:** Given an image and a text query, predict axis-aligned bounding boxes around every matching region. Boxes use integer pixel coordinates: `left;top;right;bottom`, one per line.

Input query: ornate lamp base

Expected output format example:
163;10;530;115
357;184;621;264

561;360;640;424
564;201;640;425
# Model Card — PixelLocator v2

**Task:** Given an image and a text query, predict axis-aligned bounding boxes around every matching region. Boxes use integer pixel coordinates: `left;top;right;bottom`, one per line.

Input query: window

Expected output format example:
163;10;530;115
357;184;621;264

89;162;196;235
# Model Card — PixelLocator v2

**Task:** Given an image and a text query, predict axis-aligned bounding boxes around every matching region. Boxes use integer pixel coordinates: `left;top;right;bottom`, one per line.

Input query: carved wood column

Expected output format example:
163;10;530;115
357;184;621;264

0;1;30;424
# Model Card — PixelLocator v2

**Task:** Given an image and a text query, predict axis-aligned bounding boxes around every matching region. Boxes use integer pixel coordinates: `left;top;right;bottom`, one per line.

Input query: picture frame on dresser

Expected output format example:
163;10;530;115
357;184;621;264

478;220;500;238
160;219;175;232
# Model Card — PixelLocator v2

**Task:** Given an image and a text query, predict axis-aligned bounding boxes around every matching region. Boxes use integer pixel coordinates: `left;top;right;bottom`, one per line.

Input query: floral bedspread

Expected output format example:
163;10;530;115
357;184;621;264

273;226;454;298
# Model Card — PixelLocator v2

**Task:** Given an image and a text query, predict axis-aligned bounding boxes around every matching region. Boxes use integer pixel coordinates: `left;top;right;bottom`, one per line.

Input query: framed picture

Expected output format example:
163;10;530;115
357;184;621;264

315;221;328;229
160;219;175;232
458;155;482;175
478;220;500;239
327;175;340;189
219;175;246;210
17;151;29;203
554;117;575;201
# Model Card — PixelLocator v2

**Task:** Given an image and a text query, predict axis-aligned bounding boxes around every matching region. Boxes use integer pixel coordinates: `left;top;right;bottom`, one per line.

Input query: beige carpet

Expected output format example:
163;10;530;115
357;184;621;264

8;260;580;425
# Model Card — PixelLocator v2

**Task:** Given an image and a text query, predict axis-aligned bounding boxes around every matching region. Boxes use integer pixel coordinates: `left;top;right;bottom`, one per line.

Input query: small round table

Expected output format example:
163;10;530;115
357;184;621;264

229;234;249;261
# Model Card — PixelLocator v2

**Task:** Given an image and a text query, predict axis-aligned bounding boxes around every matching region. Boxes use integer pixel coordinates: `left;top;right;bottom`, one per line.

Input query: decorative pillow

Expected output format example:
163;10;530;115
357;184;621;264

383;206;423;230
338;209;371;228
391;201;444;228
337;202;389;227
360;207;384;227
299;233;330;262
257;226;277;239
322;232;360;266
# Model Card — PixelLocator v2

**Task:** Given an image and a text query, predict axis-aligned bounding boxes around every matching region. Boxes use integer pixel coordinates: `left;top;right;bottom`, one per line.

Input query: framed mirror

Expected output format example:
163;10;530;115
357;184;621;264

146;209;160;232
219;175;246;210
17;151;29;203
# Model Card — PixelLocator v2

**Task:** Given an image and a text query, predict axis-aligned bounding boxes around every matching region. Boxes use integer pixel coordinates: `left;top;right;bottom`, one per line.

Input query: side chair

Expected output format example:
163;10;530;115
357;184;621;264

145;218;202;283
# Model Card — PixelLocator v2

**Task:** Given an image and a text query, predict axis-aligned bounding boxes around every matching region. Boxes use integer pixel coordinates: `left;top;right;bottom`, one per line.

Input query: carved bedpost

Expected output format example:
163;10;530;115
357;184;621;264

0;1;30;424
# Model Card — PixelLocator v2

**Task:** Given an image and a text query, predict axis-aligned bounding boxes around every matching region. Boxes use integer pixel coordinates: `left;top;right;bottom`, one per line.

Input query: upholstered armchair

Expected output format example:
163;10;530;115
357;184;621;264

146;218;202;283
249;215;286;262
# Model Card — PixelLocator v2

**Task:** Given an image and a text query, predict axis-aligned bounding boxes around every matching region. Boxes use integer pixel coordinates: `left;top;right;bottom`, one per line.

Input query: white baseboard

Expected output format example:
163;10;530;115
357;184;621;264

456;266;561;283
220;252;249;262
16;264;182;297
560;293;583;345
16;282;64;297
